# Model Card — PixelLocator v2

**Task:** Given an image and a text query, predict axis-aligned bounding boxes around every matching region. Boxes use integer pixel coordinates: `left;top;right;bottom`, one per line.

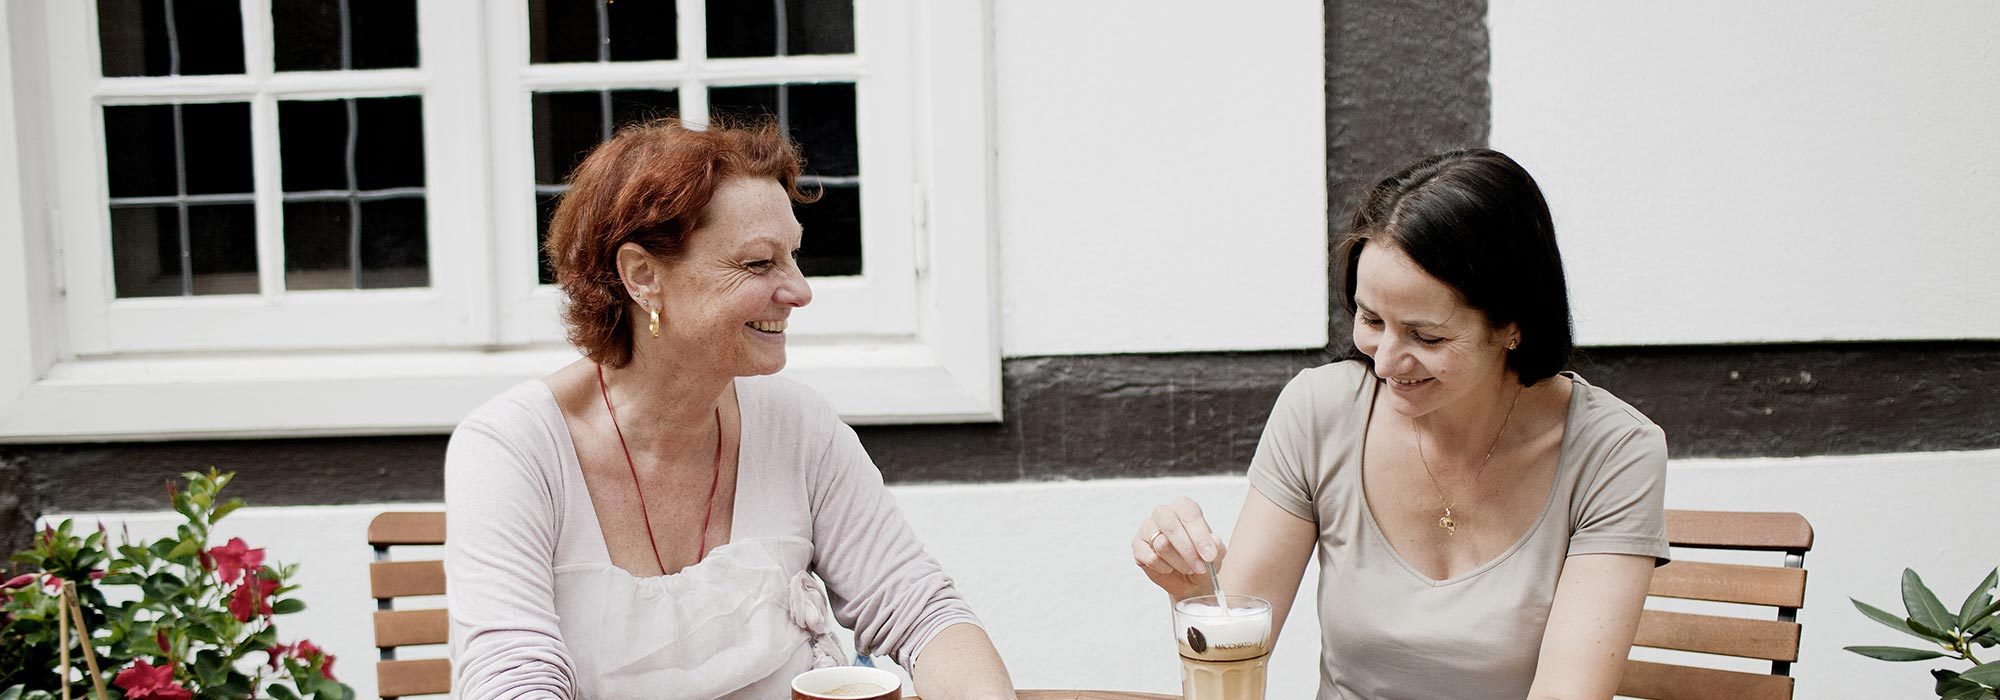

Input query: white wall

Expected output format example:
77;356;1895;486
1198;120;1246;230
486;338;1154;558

1490;1;2000;346
47;449;2000;699
993;2;1329;357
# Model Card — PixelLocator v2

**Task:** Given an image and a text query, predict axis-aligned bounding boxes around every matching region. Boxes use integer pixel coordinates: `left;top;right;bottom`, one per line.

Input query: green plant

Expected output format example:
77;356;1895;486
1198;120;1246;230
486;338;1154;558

1848;567;2000;699
1;469;352;700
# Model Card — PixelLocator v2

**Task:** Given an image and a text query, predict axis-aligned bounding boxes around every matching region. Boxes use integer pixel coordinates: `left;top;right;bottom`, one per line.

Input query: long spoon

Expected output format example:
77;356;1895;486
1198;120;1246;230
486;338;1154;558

1206;556;1229;613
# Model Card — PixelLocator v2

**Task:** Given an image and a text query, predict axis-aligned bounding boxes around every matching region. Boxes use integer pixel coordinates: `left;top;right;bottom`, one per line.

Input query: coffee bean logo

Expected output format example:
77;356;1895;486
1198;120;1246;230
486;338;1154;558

1186;626;1207;653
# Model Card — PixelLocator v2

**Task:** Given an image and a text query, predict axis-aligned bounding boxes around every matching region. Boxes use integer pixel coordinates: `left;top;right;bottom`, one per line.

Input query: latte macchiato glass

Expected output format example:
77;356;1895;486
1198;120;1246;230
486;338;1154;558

791;666;901;700
1173;594;1272;700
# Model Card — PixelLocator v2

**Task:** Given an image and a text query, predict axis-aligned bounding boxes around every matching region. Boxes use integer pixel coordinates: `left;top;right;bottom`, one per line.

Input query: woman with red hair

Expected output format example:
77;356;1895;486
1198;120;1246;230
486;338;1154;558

445;119;1014;699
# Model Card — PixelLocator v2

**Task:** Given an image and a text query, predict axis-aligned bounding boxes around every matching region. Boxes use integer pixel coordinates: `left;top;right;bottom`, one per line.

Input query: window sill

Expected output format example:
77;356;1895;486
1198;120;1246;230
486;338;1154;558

0;339;1001;443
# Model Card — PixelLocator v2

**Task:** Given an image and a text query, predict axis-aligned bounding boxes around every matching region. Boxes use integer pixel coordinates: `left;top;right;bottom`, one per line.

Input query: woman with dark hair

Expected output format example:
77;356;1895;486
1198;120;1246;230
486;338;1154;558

1134;149;1666;699
445;118;1014;699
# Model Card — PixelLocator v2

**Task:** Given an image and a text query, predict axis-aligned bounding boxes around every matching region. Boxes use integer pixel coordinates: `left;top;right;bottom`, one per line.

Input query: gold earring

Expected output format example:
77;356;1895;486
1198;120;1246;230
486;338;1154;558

1507;339;1519;350
648;307;661;338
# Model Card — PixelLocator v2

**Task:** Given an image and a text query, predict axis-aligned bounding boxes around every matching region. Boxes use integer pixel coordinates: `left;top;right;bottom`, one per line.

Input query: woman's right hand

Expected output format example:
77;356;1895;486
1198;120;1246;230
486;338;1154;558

1132;497;1228;600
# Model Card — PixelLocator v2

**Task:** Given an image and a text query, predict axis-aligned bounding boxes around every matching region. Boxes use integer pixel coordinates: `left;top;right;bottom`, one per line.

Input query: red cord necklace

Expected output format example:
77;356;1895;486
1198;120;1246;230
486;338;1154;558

596;364;726;575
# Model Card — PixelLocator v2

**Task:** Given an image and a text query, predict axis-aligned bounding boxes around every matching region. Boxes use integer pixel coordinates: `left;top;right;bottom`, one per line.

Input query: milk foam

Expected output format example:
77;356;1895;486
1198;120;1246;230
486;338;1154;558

1179;602;1269;648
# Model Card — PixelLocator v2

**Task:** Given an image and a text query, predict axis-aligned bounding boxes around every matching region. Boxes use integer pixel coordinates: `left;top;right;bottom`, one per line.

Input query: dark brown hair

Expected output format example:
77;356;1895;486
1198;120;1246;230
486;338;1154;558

545;117;816;367
1336;148;1574;385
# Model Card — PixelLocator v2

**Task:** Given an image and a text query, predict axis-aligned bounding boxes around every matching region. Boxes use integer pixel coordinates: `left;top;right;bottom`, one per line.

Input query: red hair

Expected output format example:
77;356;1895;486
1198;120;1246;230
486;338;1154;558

545;117;815;367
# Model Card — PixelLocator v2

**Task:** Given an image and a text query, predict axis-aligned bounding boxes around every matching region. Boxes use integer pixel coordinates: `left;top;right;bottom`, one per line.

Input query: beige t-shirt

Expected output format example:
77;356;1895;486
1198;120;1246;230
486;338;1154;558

1248;361;1668;700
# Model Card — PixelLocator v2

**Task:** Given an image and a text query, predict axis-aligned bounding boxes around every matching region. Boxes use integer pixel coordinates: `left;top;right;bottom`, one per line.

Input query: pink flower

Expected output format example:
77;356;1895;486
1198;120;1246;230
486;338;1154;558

205;538;264;584
229;576;279;622
113;659;193;700
88;570;105;580
290;639;337;680
266;643;290;669
2;573;32;589
156;630;171;655
40;574;64;593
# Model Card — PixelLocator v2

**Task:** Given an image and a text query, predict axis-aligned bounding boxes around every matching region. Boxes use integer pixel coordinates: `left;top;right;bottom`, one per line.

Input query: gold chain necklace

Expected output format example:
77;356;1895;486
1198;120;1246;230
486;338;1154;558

1414;384;1523;536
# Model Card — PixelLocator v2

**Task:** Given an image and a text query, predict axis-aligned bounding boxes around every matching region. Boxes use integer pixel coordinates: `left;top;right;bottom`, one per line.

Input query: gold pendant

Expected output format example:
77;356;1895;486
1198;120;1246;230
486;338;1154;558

1438;507;1456;536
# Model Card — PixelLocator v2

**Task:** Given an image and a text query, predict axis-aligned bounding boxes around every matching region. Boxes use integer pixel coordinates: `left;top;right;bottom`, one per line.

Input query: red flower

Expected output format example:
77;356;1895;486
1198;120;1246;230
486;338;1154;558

40;574;64;593
205;537;264;584
113;659;193;700
2;573;32;589
320;653;338;681
289;639;336;681
155;630;171;655
88;570;105;580
228;576;279;622
266;643;290;669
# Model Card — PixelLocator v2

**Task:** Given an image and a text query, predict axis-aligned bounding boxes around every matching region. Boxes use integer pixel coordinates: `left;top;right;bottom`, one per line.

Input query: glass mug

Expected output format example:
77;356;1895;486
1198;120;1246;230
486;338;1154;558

791;666;902;700
1174;594;1273;700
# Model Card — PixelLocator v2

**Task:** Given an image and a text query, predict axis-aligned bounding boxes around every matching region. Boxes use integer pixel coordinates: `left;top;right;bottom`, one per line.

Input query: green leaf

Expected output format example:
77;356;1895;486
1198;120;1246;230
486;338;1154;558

1907;568;1960;634
1939;670;1985;697
1964;568;2000;632
0;684;23;700
211;497;245;523
1854;598;1946;643
1845;645;1950;661
1963;660;2000;687
139;571;184;601
272;598;306;615
268;684;301;700
164;537;201;562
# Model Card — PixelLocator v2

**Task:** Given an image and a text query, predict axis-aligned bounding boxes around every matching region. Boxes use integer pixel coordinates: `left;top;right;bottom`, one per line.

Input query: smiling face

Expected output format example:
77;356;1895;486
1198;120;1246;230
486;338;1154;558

624;176;812;377
1351;242;1518;418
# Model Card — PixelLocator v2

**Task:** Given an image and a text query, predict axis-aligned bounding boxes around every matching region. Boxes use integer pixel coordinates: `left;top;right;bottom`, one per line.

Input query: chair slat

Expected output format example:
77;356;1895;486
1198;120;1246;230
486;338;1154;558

1666;511;1813;551
1651;561;1808;608
375;609;449;648
1633;610;1800;662
370;512;446;546
377;658;452;698
372;560;445;599
1617;659;1795;700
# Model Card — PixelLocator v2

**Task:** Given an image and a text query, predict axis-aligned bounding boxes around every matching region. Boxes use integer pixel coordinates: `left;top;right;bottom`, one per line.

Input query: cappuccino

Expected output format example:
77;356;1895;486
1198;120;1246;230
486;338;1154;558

1173;595;1272;700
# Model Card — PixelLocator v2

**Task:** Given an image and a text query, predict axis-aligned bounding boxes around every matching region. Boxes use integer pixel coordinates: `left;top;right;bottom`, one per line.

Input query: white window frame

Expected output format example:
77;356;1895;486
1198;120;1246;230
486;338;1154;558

0;0;999;442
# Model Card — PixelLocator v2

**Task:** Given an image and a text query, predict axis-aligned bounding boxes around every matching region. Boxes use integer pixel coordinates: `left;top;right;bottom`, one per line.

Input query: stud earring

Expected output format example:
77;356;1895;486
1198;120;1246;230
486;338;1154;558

648;307;661;338
1507;339;1519;350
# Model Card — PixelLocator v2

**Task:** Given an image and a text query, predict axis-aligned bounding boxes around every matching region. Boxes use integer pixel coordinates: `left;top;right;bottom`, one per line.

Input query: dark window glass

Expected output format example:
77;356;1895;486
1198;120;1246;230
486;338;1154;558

96;0;246;76
606;1;676;62
705;0;775;58
528;0;603;64
785;0;854;56
529;0;675;64
795;184;860;277
359;198;429;288
274;0;417;71
186;204;259;294
532;89;677;185
96;0;172;77
355;97;426;190
271;0;341;71
787;84;856;177
536;194;561;284
709;83;855;176
707;0;852;58
278;100;348;191
282;200;351;290
110;205;181;297
103;104;178;198
179;102;254;195
350;2;419;69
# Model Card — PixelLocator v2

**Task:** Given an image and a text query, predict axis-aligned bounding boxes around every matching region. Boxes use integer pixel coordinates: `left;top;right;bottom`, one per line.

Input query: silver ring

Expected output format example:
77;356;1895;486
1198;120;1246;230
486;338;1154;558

1149;531;1168;548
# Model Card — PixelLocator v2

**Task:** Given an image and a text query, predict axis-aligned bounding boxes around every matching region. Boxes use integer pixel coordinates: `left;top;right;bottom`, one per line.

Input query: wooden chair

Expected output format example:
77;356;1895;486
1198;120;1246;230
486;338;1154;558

369;511;451;698
1617;510;1814;700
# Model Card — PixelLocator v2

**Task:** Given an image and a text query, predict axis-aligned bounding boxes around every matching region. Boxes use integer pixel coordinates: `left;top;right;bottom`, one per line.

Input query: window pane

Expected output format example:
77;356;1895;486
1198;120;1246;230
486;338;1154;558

705;0;776;58
359;198;429;288
283;200;351;290
527;0;601;64
187;204;259;295
103;104;178;198
278;100;348;191
271;0;340;71
796;184;860;277
110;205;181;297
536;194;560;285
531;91;604;185
607;1;676;62
350;2;418;69
707;85;778;122
608;90;680;133
788;83;856;177
355;97;425;190
785;0;854;56
180;102;254;195
96;0;171;77
97;0;245;76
